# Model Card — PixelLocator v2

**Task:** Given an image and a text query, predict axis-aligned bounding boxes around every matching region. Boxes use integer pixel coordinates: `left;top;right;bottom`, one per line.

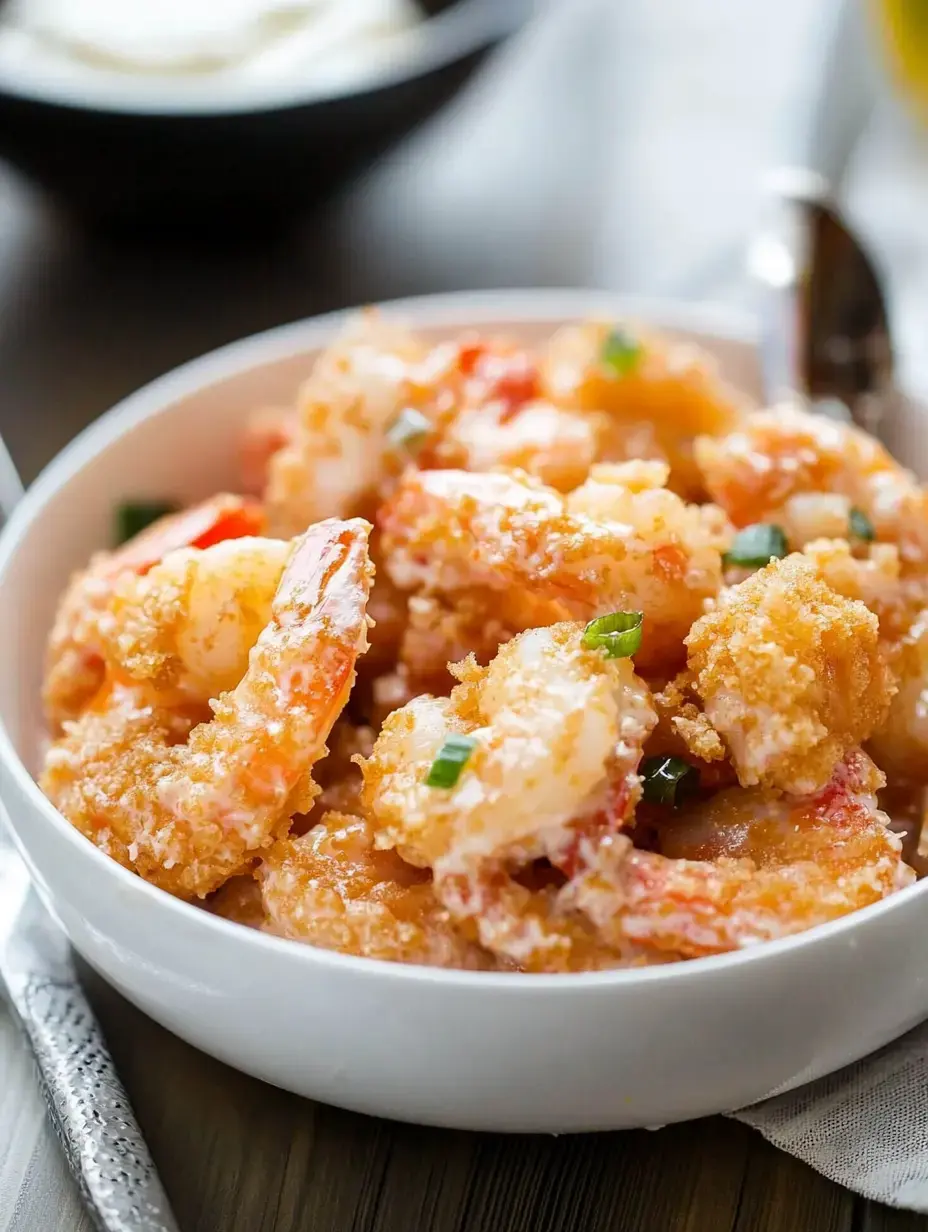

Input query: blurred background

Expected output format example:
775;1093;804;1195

0;0;924;483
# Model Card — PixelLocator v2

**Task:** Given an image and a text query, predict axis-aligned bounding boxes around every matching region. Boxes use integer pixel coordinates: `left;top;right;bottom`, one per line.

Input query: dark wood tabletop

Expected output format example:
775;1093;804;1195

0;6;923;1215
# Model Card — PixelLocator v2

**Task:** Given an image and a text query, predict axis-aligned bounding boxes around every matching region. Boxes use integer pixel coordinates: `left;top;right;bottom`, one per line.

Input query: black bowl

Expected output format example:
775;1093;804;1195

0;0;531;237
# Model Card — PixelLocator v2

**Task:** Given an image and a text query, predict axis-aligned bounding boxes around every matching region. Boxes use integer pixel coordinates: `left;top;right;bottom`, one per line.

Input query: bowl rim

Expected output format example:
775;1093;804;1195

0;0;528;117
1;284;923;993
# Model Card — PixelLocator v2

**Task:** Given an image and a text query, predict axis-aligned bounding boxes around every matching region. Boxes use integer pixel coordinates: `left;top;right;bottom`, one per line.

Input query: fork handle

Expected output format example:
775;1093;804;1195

4;893;180;1232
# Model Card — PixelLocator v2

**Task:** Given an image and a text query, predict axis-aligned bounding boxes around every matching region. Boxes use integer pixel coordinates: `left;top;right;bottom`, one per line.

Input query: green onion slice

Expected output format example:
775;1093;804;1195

849;507;875;542
386;407;431;456
116;500;179;545
640;756;699;807
600;328;643;377
425;734;476;789
723;523;788;569
582;610;644;659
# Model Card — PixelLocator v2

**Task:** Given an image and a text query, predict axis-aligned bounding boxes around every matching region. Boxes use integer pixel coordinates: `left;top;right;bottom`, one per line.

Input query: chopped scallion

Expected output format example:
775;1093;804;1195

386;407;431;456
425;734;476;789
723;523;788;569
116;500;179;545
641;756;699;807
849;507;875;542
582;611;644;659
600;328;643;377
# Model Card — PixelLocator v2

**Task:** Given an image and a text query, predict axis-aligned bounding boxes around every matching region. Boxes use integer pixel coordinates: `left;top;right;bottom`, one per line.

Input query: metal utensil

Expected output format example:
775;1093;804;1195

0;442;180;1232
749;0;896;437
750;174;895;438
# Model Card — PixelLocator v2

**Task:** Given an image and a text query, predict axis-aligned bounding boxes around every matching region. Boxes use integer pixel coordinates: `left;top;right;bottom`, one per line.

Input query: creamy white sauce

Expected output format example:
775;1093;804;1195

0;0;426;105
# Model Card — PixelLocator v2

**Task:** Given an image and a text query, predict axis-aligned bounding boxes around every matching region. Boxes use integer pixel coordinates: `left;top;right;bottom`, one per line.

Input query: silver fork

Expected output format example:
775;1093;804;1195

0;435;180;1232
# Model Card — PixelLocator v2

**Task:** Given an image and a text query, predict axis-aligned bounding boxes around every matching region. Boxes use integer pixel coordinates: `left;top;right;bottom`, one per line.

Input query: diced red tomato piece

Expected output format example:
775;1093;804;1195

108;494;266;577
456;339;541;421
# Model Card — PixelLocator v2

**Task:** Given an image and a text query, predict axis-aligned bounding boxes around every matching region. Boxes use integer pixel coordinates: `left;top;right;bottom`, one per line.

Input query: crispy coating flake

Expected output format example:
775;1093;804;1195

258;812;492;968
685;555;894;794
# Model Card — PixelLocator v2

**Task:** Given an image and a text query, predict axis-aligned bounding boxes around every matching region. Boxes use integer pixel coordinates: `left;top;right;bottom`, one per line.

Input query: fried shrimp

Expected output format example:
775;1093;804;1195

574;752;913;959
685;555;894;795
44;494;265;729
540;320;745;499
40;315;928;972
264;312;429;536
40;518;374;899
361;623;656;970
98;536;291;703
380;463;729;670
258;811;491;967
434;399;598;494
868;614;928;784
696;404;928;563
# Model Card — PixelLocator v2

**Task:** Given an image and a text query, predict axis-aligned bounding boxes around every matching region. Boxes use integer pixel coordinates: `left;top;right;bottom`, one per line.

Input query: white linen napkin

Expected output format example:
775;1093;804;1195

342;0;928;1209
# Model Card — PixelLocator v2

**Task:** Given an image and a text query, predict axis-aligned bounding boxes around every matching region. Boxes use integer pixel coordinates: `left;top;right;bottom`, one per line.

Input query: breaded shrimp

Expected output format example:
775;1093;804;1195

801;537;928;645
434;399;598;494
44;494;265;728
421;337;590;491
868;614;928;784
379;463;729;671
41;519;374;900
412;334;604;492
264;312;429;536
99;536;291;703
685;555;894;795
795;546;928;785
696;404;928;563
258;811;491;968
647;672;730;784
361;623;656;970
540;320;745;499
573;752;913;959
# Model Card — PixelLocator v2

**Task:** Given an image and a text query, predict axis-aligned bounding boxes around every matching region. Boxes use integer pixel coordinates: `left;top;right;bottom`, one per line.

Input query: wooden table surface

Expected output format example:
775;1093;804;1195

1;3;924;1226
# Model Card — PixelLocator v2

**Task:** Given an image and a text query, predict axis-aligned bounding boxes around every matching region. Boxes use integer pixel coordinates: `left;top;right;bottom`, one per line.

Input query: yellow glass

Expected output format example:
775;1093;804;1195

874;0;928;112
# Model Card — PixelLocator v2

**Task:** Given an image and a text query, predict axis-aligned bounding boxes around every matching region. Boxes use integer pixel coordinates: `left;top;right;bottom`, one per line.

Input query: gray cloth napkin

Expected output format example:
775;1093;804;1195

345;0;928;1209
731;1022;928;1211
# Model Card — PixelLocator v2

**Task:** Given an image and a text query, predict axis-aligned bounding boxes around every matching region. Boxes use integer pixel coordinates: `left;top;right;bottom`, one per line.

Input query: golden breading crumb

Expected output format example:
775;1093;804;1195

651;673;727;764
685;555;895;794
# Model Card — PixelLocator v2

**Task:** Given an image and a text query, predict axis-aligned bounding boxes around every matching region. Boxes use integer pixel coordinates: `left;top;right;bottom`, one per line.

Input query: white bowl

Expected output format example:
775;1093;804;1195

2;289;928;1134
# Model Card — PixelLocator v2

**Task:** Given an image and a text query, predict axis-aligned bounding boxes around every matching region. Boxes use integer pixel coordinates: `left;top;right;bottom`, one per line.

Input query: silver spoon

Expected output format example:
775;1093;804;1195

749;0;896;440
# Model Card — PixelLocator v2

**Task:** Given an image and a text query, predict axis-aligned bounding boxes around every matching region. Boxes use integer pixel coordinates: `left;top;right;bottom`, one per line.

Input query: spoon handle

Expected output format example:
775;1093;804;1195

754;0;882;405
791;0;878;193
0;831;181;1232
